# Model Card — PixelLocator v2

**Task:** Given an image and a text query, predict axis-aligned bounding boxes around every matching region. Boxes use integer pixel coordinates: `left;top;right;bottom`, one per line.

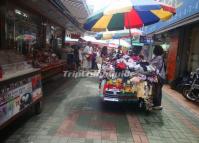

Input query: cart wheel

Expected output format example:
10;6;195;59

182;85;191;97
101;99;107;105
34;100;42;114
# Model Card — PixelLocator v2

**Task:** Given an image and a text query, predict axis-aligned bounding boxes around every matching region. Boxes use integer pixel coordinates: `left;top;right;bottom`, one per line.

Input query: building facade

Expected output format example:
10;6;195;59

0;0;88;64
144;0;199;82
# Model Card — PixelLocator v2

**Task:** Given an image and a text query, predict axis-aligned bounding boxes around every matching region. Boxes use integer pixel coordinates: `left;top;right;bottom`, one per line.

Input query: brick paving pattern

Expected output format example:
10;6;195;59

1;76;199;143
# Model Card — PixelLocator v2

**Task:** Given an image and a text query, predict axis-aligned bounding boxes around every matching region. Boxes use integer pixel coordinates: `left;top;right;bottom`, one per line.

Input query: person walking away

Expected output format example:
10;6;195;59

92;47;97;69
73;45;79;71
83;42;93;70
78;46;83;70
150;45;166;110
101;46;108;62
96;48;102;74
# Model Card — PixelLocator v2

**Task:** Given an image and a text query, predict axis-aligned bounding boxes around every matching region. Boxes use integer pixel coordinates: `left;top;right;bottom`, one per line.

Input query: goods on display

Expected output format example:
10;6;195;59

99;53;158;111
0;74;42;126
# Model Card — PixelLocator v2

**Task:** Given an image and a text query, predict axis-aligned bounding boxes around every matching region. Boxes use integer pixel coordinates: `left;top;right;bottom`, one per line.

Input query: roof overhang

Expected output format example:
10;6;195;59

13;0;84;33
154;13;199;35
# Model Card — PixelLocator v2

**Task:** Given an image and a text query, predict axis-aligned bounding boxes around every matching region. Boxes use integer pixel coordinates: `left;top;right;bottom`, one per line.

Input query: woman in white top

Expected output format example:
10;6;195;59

96;48;102;74
78;47;83;69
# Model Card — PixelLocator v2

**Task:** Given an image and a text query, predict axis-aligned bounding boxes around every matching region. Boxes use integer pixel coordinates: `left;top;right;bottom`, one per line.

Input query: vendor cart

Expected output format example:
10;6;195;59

98;55;158;111
99;78;154;111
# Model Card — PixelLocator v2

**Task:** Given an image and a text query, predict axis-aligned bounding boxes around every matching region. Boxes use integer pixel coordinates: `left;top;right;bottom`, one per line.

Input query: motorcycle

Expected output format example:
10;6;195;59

182;68;199;102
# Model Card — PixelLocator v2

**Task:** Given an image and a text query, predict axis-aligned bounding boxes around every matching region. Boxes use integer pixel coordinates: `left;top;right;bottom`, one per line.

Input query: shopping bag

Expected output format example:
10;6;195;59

116;62;126;70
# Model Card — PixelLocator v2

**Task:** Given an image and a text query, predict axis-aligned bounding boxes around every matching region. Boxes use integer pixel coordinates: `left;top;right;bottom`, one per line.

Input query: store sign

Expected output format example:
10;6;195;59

144;0;199;34
140;36;154;44
0;75;42;126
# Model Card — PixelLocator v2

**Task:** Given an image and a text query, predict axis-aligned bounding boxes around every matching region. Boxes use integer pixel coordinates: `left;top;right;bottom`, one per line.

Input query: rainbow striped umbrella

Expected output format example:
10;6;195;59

84;0;176;32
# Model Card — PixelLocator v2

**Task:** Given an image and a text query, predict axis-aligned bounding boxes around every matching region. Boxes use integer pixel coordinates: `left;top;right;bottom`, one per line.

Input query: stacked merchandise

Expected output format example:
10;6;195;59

99;54;158;110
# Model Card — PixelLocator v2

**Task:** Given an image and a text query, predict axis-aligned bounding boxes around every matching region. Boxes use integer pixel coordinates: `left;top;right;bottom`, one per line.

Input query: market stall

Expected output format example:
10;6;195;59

41;60;66;80
30;48;67;80
0;0;73;129
99;52;157;111
83;0;176;111
0;62;42;129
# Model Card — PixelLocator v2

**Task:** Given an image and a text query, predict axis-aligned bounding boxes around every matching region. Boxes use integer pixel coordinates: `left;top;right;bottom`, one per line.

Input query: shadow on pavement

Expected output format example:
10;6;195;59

65;94;164;132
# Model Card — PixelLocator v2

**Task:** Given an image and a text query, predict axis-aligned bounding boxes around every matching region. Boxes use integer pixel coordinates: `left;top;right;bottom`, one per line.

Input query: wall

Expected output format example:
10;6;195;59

166;32;179;81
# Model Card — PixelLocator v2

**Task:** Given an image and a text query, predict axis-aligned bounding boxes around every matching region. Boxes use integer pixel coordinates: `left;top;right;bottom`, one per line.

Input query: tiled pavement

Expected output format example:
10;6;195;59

1;76;199;143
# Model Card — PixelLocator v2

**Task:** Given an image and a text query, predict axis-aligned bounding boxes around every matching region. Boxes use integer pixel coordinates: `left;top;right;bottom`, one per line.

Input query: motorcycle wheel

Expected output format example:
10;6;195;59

182;86;190;97
183;87;197;101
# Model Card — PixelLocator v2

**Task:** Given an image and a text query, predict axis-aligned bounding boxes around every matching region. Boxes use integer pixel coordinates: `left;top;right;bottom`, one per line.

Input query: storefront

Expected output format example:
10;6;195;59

187;24;199;72
0;0;67;79
144;0;199;83
0;0;80;128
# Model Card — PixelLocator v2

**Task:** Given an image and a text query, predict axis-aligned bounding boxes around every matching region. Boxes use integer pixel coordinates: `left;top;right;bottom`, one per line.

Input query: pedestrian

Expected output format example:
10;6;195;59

96;48;102;74
116;46;123;59
83;42;93;70
92;47;98;69
101;46;108;61
78;46;83;70
109;48;116;60
150;45;166;110
73;45;79;71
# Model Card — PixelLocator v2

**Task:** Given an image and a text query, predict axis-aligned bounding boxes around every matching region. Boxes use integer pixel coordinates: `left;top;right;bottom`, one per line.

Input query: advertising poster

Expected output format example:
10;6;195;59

32;74;43;102
0;74;42;126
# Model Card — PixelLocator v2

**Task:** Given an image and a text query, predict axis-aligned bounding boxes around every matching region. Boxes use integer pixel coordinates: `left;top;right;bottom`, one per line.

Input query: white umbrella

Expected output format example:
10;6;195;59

108;39;131;48
95;28;143;40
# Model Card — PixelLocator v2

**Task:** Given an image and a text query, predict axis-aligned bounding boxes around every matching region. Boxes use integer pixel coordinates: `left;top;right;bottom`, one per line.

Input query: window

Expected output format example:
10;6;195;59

14;8;40;55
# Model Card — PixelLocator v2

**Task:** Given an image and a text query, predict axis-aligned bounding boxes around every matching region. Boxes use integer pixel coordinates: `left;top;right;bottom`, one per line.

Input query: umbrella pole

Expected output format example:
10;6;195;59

119;38;120;46
129;28;132;46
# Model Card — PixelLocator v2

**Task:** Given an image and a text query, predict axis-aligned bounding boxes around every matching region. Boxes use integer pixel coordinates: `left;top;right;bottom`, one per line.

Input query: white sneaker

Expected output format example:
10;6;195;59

153;106;163;110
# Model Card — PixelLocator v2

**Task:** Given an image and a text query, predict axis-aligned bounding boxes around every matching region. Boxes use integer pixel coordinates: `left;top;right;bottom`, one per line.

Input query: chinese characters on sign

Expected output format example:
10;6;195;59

0;75;42;125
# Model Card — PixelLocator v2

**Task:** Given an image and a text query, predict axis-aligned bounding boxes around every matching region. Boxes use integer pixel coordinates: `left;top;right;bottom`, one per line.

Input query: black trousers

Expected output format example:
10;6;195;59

92;60;97;69
153;82;163;106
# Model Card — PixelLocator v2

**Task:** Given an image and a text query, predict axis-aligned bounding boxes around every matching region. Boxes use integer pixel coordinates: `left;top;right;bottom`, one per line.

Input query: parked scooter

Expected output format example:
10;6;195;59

182;68;199;102
173;72;190;93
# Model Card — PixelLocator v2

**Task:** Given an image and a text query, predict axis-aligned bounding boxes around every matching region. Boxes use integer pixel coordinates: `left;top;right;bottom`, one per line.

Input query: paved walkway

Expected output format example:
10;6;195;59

163;85;199;118
1;76;199;143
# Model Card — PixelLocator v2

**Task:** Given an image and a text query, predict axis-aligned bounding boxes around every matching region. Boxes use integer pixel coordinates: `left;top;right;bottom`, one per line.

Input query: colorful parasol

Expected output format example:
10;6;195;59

108;39;131;48
16;34;36;41
95;28;143;40
84;0;176;32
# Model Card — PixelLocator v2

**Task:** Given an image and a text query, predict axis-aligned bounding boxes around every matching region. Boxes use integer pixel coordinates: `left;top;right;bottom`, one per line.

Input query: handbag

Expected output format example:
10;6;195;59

158;59;166;84
158;75;166;85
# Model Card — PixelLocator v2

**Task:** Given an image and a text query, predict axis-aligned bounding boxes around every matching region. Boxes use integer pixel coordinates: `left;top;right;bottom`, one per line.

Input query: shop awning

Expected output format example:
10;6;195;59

154;13;199;35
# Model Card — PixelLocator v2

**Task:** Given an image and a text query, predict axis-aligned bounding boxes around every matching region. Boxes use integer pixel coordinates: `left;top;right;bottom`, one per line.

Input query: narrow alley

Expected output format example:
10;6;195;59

1;76;199;143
